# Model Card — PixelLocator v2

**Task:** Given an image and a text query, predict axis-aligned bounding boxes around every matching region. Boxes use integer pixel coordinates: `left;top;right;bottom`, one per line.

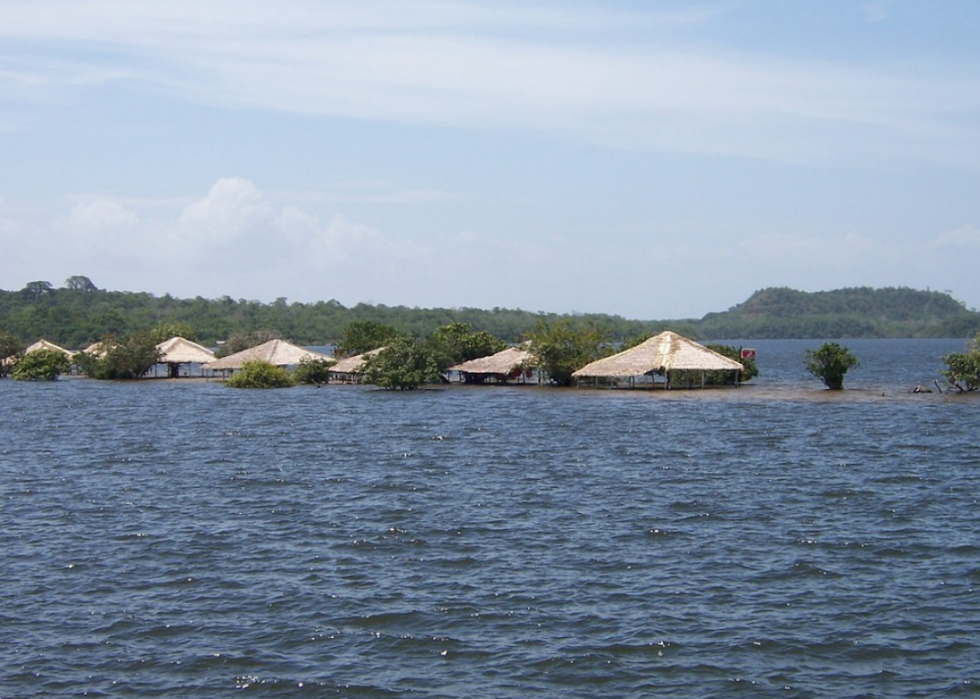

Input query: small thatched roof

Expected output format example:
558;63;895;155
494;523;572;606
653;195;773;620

328;347;385;375
449;345;535;376
204;339;330;371
573;331;743;378
25;339;74;357
83;341;114;357
157;336;215;365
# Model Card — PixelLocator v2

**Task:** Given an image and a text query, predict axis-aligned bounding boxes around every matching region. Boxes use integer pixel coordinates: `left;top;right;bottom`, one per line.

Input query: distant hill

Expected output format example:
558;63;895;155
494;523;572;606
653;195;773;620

697;286;980;339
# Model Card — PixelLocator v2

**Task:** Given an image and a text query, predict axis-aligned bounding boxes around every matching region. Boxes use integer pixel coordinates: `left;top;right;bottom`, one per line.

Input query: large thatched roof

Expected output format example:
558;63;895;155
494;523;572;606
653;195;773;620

156;336;215;364
204;339;330;371
25;339;74;357
449;345;535;375
327;347;385;375
573;331;743;378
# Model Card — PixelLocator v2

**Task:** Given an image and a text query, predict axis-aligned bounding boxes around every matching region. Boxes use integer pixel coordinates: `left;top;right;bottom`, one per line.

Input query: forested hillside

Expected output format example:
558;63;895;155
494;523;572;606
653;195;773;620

698;287;980;339
1;278;977;349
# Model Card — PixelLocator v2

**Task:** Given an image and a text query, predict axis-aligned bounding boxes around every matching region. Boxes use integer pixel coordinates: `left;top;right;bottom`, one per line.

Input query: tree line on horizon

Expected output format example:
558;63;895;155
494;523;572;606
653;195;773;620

2;276;978;350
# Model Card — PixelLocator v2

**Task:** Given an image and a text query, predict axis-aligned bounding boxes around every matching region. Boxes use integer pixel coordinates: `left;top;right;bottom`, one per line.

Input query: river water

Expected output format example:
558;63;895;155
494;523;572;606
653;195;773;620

2;339;979;698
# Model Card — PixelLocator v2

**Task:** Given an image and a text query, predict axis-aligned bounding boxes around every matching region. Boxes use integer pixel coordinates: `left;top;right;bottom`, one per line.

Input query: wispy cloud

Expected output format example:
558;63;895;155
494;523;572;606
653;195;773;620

2;1;978;168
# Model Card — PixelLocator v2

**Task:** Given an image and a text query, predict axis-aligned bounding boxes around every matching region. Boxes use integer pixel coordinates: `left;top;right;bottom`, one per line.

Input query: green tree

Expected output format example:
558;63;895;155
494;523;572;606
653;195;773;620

12;349;71;381
942;334;980;392
150;321;198;343
430;321;507;369
804;342;859;390
77;332;161;379
293;356;335;384
226;360;295;388
526;319;611;386
0;331;23;377
336;321;403;357
362;336;442;390
64;275;98;292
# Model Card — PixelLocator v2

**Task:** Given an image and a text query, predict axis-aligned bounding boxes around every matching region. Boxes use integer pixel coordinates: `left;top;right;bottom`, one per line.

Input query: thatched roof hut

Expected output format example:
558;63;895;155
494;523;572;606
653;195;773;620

572;331;743;388
25;339;74;357
327;347;385;382
83;341;114;357
204;339;330;371
156;337;215;365
449;345;536;383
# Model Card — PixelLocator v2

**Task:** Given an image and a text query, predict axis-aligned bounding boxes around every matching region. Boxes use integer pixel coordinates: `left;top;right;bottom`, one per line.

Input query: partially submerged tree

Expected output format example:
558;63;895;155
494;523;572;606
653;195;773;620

430;321;507;370
226;360;295;388
526;319;611;386
12;349;71;381
804;342;859;390
362;336;442;390
942;334;980;392
0;331;22;377
75;332;161;379
293;356;335;385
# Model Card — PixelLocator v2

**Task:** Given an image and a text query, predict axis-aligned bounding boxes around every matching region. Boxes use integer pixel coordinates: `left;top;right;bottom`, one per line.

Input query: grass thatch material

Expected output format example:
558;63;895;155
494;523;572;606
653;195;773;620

25;339;74;357
156;336;216;364
327;347;385;375
205;339;330;371
449;346;535;375
573;331;743;378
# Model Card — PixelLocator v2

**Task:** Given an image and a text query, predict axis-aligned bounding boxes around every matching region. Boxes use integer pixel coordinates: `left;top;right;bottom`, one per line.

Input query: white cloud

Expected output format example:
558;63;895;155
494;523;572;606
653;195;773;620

174;177;273;246
933;224;980;249
2;1;978;168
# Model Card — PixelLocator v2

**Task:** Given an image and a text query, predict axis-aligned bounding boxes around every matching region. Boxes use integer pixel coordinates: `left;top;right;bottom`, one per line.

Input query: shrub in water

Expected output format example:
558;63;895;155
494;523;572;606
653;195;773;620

226;360;295;388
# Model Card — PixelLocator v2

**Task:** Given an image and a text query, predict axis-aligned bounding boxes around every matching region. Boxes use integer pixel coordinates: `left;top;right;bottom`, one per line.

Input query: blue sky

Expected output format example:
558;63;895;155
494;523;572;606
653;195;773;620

2;0;979;319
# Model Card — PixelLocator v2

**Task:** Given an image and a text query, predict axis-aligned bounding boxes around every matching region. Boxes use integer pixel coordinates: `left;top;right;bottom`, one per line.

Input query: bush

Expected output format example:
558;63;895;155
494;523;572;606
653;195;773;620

75;332;161;379
12;349;71;381
526;319;610;386
293;357;335;384
942;334;980;392
362;337;442;390
226;360;295;388
804;342;859;390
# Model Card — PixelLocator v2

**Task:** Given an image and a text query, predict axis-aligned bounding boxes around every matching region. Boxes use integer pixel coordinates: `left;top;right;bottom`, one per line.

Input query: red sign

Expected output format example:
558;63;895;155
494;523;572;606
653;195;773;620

741;348;757;360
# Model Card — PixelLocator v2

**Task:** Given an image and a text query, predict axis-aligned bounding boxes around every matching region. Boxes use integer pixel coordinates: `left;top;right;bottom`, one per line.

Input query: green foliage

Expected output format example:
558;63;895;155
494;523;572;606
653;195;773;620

2;279;978;350
362;337;442;390
216;329;281;357
150;321;198;343
430;321;507;370
12;349;71;381
942;334;980;392
697;344;760;385
527;319;611;386
76;332;162;379
0;331;22;377
64;275;98;292
293;356;335;384
226;360;296;389
336;321;403;357
700;286;975;339
804;342;859;390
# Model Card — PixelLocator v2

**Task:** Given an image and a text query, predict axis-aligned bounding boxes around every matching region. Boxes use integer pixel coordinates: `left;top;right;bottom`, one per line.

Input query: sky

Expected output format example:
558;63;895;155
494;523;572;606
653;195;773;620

1;0;979;320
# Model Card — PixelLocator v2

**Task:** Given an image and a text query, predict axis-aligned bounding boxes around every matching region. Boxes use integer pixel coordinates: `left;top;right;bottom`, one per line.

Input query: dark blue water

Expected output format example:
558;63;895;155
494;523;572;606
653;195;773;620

2;340;979;698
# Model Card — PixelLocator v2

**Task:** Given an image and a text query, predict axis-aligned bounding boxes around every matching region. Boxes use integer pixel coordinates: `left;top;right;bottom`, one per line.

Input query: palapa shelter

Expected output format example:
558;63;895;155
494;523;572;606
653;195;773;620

156;336;216;378
204;339;330;373
449;345;536;384
327;347;385;383
24;339;74;358
572;331;743;389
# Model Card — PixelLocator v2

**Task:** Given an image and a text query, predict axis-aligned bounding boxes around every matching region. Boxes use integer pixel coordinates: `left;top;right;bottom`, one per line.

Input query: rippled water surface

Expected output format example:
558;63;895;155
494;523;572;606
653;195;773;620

2;340;979;698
